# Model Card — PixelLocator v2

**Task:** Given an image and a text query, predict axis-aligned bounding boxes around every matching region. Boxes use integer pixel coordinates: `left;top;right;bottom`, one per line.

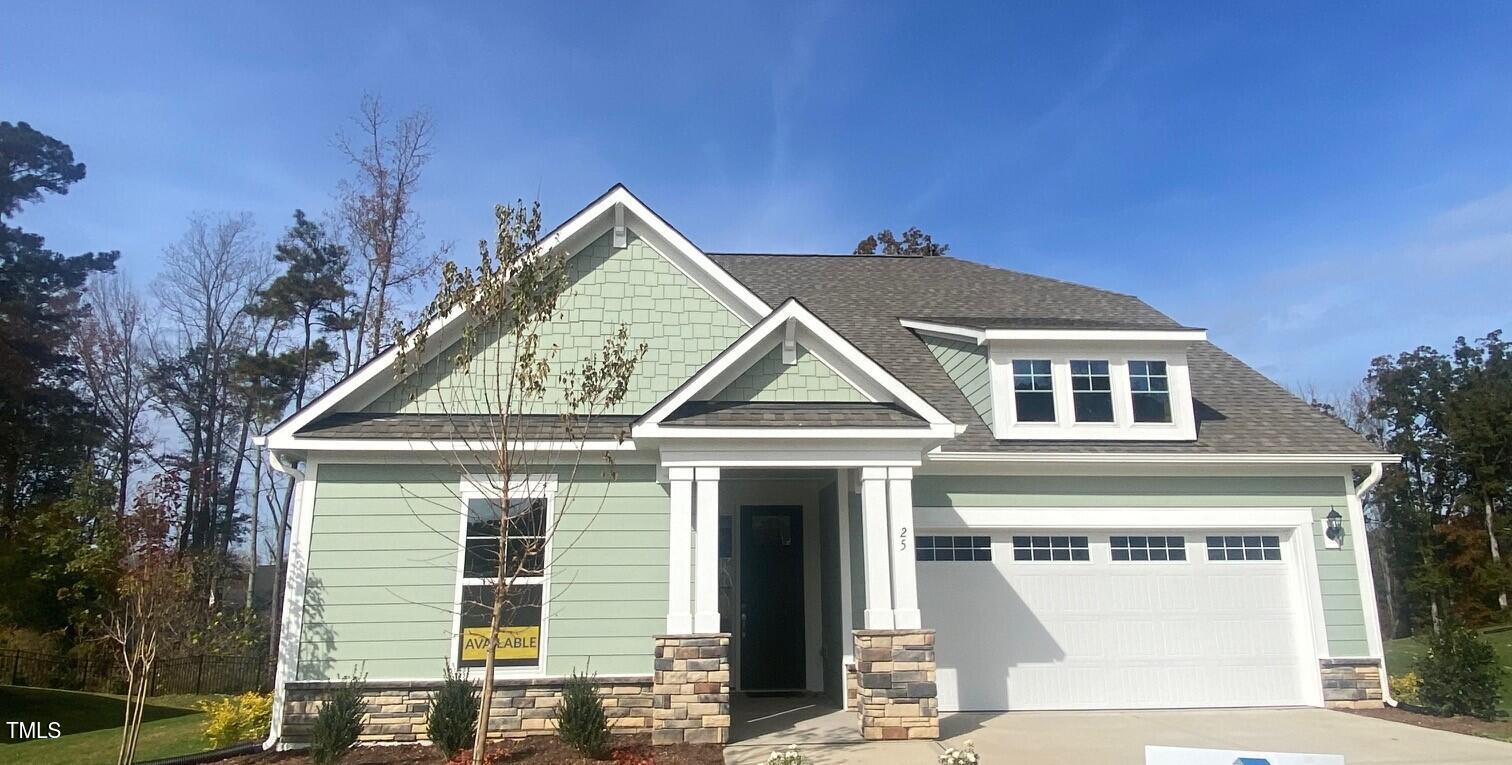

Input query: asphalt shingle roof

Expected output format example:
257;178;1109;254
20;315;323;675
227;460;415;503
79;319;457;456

298;412;637;441
661;401;927;428
709;253;1388;457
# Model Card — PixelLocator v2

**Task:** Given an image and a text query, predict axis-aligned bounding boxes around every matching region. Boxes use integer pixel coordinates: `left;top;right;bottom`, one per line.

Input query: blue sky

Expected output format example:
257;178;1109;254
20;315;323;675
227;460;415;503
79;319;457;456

5;2;1511;398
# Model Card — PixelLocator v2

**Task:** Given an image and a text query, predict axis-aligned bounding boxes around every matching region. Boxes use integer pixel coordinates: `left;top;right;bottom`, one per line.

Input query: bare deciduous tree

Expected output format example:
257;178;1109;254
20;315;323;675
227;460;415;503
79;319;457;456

77;273;154;516
338;94;443;371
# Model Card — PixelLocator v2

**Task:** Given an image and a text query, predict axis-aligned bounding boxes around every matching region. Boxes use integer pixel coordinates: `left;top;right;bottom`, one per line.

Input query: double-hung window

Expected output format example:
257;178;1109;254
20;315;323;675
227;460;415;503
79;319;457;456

457;485;549;671
1129;360;1172;423
1069;360;1114;422
1011;359;1056;422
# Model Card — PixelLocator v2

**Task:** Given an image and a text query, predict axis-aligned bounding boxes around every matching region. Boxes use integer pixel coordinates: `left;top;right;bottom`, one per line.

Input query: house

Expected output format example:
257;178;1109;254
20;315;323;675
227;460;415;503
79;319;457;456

258;185;1395;748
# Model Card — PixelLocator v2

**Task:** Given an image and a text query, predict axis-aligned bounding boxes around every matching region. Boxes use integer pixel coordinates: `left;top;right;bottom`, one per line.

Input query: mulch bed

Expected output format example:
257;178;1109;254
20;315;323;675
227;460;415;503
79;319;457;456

1346;705;1512;743
214;736;723;765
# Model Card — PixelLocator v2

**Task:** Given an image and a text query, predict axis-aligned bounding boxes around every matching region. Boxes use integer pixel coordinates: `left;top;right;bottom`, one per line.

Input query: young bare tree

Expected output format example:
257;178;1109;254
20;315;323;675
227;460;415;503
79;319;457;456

338;94;443;371
394;201;645;765
107;472;195;765
77;273;154;516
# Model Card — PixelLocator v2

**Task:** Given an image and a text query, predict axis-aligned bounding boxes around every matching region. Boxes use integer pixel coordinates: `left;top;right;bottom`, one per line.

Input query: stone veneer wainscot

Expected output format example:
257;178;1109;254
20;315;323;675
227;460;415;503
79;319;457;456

280;677;655;744
853;629;940;741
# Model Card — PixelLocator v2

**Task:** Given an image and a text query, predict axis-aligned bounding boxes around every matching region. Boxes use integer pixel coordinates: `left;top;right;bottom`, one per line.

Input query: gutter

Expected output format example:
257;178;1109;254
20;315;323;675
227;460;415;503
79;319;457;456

261;449;305;751
1352;461;1396;707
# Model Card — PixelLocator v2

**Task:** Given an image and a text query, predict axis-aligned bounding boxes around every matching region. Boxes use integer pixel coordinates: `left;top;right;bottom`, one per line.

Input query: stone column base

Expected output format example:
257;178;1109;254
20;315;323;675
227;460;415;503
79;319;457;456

652;633;730;745
854;629;939;741
1321;658;1384;708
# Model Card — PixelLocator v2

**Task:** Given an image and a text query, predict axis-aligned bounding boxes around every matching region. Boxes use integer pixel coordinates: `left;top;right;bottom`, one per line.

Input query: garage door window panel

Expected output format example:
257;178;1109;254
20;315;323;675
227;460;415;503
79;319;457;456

917;535;991;562
1110;534;1187;562
1206;534;1282;561
1011;535;1090;562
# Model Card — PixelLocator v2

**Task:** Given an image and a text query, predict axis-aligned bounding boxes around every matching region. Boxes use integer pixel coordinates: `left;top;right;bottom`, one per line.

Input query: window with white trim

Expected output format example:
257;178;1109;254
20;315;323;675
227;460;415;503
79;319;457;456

1011;360;1056;422
917;535;992;562
1205;534;1282;561
1129;360;1172;423
457;494;547;670
1110;534;1187;562
1069;360;1114;422
1012;535;1090;562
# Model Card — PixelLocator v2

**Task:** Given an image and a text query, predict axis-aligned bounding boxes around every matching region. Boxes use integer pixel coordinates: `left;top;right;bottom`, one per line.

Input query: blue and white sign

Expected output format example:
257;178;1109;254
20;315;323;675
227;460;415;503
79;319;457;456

1146;745;1346;765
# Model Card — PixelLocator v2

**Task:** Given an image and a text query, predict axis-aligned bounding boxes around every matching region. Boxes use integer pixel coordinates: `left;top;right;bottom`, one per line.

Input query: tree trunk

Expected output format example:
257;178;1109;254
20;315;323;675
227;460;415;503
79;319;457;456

1485;498;1507;611
246;451;261;611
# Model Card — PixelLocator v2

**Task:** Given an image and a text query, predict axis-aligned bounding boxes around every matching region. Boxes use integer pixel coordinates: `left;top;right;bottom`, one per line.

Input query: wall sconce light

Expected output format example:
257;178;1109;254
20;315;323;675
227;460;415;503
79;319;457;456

1323;508;1345;549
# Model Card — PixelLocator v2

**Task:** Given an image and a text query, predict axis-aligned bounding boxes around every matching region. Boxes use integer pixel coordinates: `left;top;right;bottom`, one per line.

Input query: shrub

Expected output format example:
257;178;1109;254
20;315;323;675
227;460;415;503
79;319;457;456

767;744;809;764
425;665;478;759
939;741;980;765
200;692;273;747
1389;671;1422;706
1414;623;1505;719
309;675;366;765
555;669;610;758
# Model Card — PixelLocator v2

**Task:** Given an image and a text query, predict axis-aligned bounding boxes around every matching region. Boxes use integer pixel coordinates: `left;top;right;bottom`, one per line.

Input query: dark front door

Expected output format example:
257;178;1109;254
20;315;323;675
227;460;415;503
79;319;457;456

739;505;805;691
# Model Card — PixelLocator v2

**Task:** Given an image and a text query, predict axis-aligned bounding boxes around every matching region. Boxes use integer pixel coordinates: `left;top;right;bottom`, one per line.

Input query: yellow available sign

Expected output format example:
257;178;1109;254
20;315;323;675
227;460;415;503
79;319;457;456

461;626;540;661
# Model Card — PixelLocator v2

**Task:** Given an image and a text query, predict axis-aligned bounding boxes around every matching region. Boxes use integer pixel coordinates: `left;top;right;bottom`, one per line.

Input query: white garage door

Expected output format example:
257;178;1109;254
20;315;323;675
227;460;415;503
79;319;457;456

918;530;1312;711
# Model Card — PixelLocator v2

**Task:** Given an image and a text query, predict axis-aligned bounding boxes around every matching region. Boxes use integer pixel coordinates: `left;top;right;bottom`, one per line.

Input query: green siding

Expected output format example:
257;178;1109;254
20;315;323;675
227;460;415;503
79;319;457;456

921;335;992;426
912;474;1372;657
712;344;866;402
365;230;748;415
297;463;668;681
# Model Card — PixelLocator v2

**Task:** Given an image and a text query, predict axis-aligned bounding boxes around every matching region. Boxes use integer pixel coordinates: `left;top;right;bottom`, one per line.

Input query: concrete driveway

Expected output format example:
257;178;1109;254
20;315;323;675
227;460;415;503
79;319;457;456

725;707;1512;764
941;708;1512;764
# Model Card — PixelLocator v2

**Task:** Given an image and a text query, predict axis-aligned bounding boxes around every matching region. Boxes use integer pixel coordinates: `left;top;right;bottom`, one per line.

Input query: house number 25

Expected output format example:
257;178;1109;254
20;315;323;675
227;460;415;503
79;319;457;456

898;526;909;551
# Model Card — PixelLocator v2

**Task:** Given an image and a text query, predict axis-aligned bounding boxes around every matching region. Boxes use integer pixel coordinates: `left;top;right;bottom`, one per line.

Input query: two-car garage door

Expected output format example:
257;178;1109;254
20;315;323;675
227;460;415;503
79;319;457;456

917;529;1313;711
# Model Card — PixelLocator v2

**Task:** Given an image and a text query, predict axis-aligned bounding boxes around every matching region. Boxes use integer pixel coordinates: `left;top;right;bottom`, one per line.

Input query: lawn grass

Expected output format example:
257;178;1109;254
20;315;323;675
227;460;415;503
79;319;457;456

1383;624;1512;715
0;686;223;765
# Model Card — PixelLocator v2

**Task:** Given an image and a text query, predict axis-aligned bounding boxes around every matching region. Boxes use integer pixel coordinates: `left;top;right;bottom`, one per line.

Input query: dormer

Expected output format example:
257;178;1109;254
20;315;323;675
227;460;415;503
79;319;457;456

903;319;1207;441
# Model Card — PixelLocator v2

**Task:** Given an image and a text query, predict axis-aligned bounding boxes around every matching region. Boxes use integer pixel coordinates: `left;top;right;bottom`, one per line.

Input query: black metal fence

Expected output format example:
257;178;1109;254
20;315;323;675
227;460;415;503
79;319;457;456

0;648;273;696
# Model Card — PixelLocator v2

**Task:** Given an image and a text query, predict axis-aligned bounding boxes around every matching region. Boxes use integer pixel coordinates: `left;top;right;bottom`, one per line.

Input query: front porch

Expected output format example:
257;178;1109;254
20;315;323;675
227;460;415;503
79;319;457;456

653;466;939;745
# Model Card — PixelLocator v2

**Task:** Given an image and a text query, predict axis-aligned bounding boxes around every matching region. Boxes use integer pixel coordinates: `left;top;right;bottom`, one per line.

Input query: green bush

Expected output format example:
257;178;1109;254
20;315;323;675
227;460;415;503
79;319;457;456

555;669;610;758
309;675;366;765
425;665;478;759
1414;623;1505;719
200;692;273;747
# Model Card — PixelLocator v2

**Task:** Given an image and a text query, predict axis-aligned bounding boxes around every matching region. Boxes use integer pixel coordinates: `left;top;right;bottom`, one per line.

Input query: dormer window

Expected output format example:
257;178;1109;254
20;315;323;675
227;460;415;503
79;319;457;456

903;320;1205;442
1069;360;1114;423
1129;360;1172;423
1011;360;1056;422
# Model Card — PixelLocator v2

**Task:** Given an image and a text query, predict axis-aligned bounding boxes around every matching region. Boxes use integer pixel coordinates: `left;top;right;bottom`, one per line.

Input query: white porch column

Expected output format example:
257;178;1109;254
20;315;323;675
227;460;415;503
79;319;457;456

887;467;921;629
666;468;694;634
860;467;895;629
693;467;721;634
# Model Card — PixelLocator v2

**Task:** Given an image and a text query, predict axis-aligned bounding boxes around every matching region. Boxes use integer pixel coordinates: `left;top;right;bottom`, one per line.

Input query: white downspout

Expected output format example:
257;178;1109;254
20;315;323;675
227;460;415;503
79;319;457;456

1349;462;1393;706
262;445;306;751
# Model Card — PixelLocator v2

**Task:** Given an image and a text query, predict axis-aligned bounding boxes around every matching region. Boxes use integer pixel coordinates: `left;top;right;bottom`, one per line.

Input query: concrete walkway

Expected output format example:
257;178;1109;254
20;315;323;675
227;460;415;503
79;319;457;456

725;706;1512;764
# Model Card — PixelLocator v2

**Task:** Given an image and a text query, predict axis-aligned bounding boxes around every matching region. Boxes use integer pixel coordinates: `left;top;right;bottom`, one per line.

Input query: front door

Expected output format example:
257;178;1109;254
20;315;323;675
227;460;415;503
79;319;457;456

739;505;805;691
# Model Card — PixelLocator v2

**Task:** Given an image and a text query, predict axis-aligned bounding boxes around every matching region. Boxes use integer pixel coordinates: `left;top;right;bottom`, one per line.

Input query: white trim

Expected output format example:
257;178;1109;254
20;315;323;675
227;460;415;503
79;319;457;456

636;298;954;435
264;453;317;750
1344;464;1391;701
666;469;694;634
451;474;558;680
926;450;1400;466
265;184;770;446
693;468;721;634
264;437;639;452
987;347;1197;441
914;505;1330;709
835;468;854;710
860;467;894;629
900;318;1208;344
886;467;921;629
